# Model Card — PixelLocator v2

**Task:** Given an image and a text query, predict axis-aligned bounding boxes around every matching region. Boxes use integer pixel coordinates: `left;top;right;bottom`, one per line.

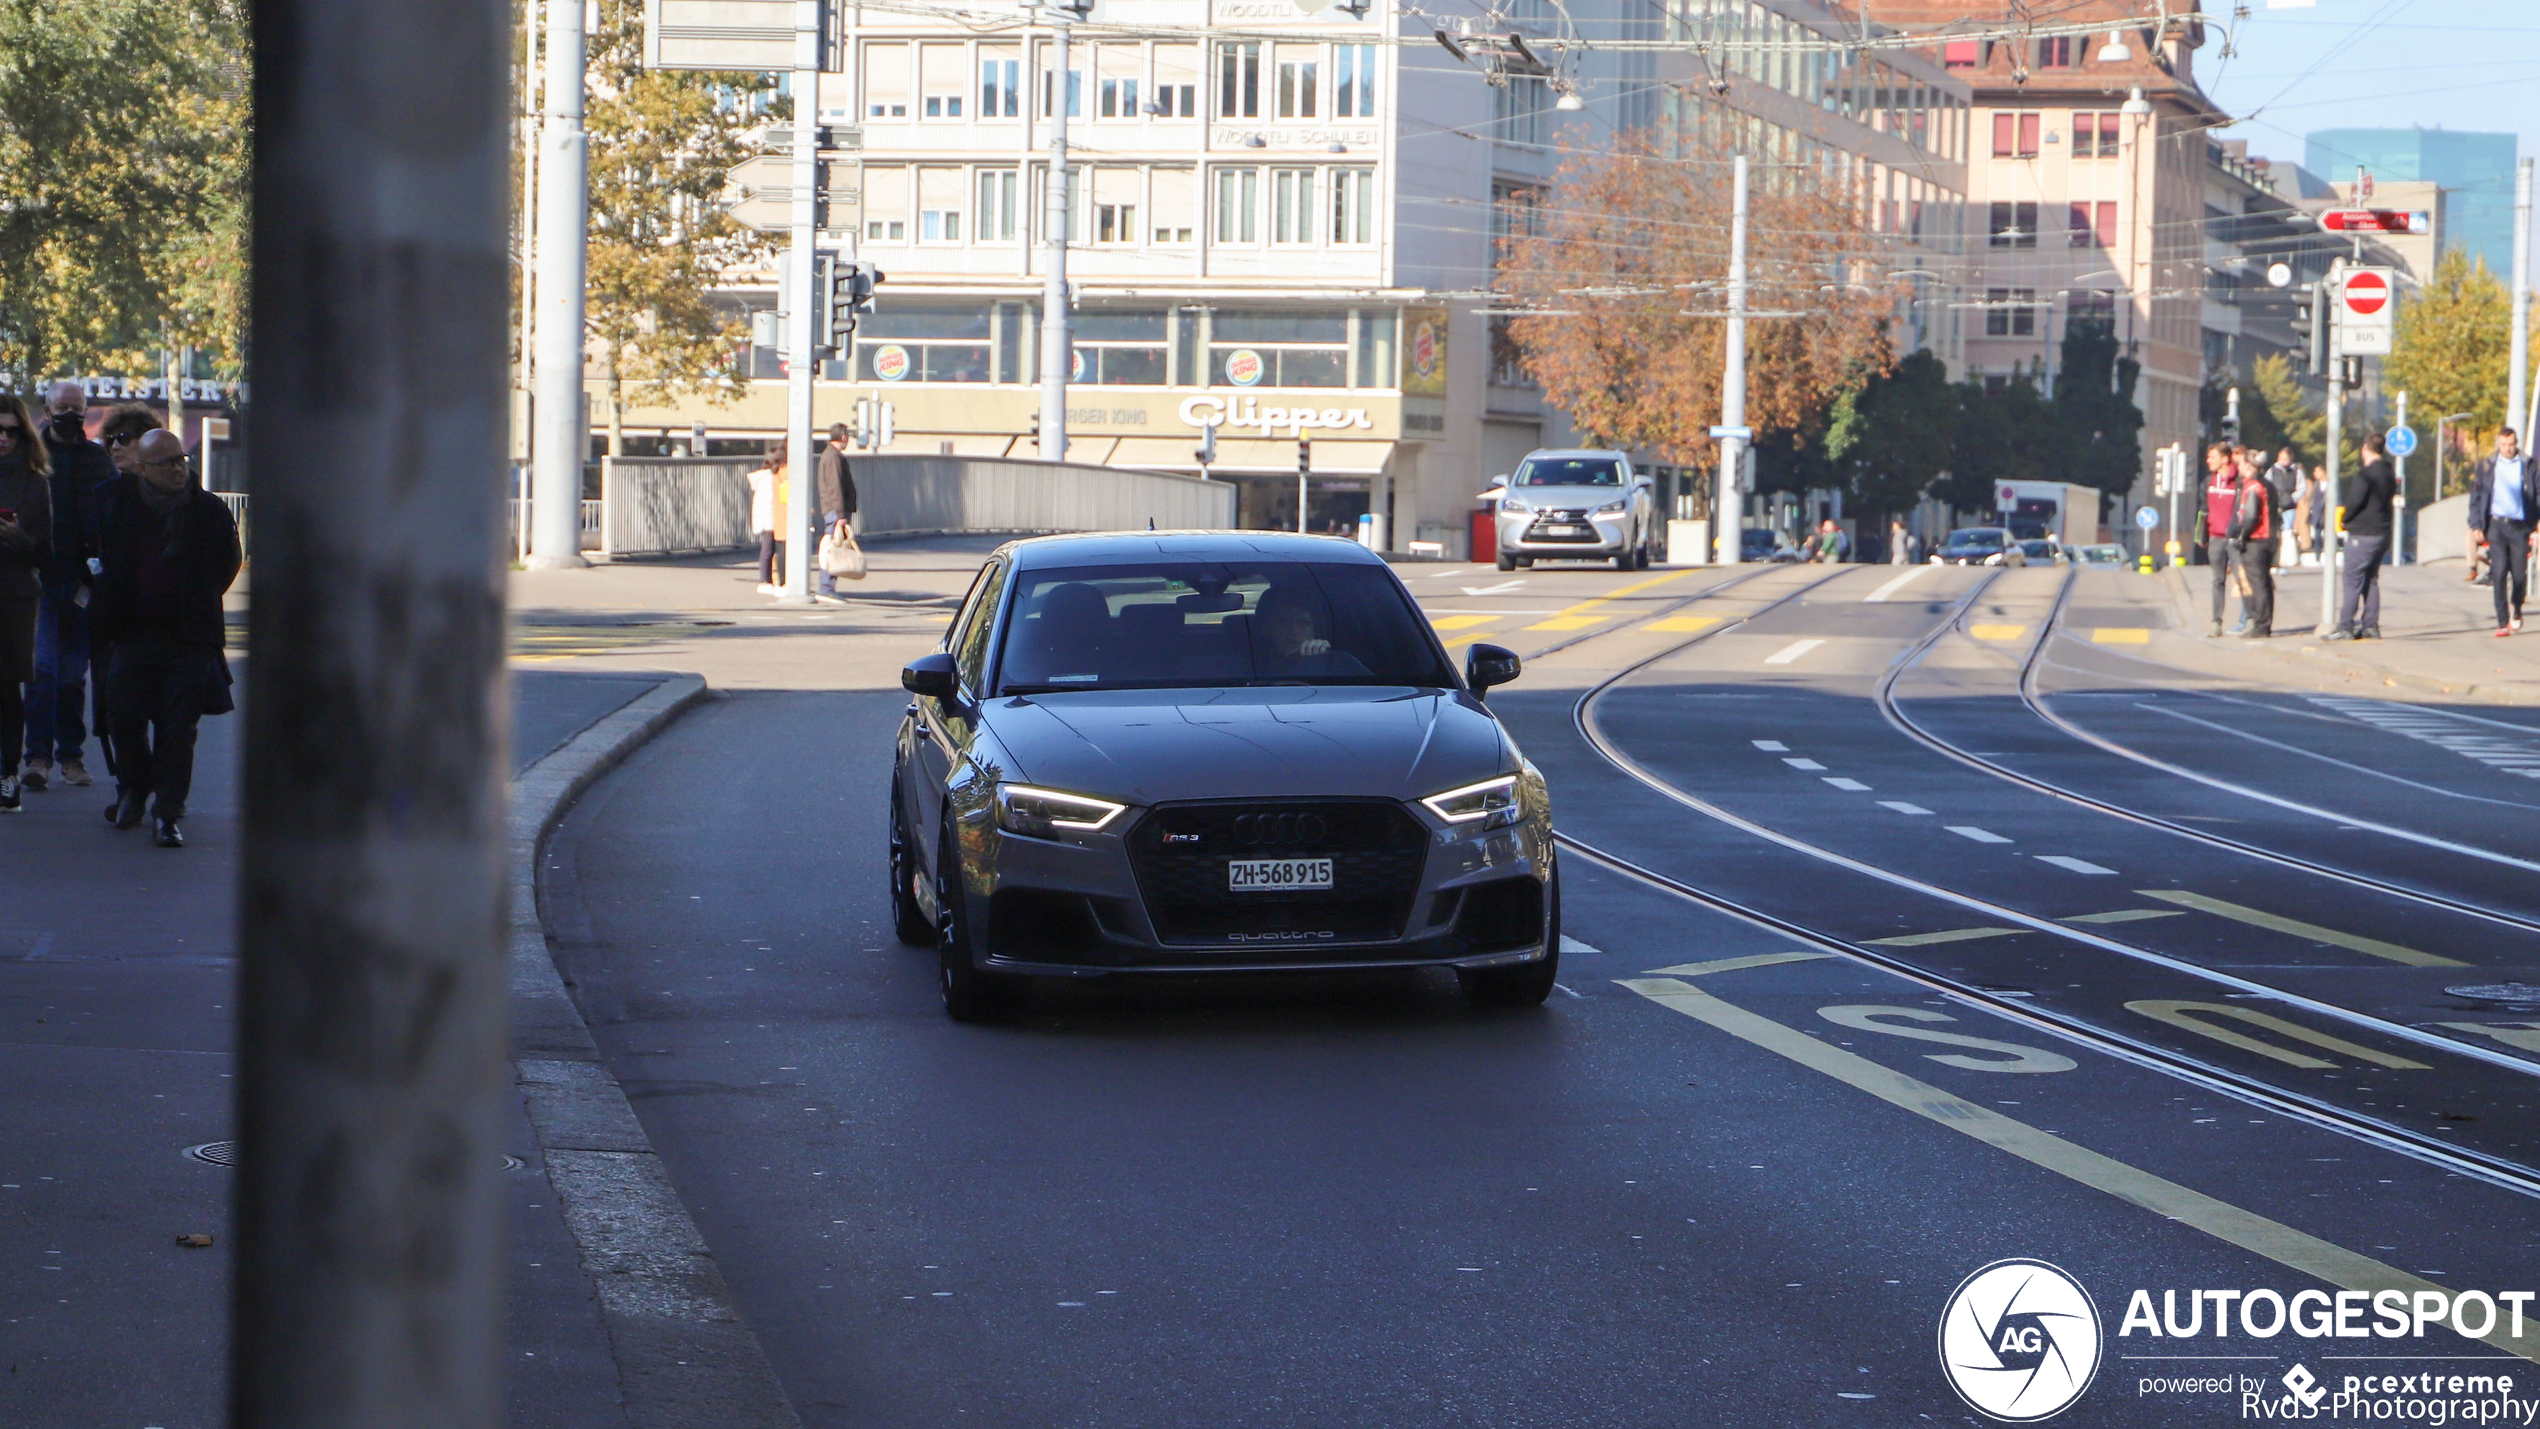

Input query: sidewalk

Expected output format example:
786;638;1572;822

0;668;678;1429
2141;557;2540;704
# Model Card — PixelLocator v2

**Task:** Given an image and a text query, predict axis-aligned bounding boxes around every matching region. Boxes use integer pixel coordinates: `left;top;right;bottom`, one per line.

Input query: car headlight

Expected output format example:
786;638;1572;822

1421;775;1522;830
1500;498;1533;514
1593;499;1627;515
995;784;1127;838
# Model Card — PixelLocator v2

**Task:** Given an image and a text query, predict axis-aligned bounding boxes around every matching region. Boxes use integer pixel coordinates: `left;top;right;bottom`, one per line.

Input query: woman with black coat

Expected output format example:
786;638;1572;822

0;392;56;812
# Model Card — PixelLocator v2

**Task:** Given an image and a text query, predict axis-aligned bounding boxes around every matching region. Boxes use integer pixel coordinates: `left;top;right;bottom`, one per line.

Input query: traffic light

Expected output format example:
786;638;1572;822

811;252;842;356
2294;281;2329;374
821;260;883;353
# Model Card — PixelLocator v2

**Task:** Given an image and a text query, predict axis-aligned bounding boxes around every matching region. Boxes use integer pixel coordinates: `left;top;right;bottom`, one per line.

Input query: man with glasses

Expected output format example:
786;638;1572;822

91;428;239;848
23;380;112;791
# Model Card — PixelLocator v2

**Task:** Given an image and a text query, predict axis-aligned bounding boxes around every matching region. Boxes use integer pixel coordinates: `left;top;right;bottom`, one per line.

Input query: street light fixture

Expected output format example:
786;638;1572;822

2096;30;2132;64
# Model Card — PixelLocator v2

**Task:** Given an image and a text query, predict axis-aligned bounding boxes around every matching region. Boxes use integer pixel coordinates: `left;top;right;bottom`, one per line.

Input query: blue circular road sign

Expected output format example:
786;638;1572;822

2135;505;2160;531
2385;425;2418;458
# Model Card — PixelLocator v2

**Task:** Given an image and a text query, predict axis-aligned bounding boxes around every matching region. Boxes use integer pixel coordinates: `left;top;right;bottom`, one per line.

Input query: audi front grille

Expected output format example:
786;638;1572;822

1125;799;1429;946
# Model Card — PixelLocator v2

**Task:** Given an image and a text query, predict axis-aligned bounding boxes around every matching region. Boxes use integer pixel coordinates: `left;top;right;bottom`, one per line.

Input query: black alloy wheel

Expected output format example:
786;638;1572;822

936;823;1028;1022
1458;856;1561;1009
887;775;933;947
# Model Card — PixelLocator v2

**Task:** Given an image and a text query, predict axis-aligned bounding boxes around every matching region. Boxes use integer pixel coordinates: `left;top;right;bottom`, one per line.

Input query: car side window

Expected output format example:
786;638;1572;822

954;560;1010;696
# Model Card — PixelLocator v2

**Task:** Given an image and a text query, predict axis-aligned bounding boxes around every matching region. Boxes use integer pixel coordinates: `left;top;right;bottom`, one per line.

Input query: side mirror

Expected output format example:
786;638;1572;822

901;651;959;700
1465;643;1522;698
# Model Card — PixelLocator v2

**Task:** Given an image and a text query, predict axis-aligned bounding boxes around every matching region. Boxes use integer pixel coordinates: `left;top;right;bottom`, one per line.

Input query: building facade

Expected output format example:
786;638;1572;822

2305;127;2516;278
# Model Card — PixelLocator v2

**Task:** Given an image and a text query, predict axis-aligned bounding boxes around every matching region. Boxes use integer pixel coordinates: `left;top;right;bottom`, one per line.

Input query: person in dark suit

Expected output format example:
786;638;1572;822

0;394;54;813
2467;429;2540;635
2327;434;2396;640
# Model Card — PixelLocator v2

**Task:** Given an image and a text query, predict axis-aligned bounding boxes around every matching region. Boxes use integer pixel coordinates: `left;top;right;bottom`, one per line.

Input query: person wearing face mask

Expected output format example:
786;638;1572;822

0;393;56;813
90;428;239;848
22;381;112;792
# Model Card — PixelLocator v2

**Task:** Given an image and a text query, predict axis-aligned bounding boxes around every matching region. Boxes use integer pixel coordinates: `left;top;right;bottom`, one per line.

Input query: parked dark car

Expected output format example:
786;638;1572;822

1932;527;2014;565
891;532;1560;1021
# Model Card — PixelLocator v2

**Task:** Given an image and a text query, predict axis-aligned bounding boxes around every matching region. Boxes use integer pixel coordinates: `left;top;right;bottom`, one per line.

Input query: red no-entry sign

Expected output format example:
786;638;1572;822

2337;267;2397;356
2343;269;2390;316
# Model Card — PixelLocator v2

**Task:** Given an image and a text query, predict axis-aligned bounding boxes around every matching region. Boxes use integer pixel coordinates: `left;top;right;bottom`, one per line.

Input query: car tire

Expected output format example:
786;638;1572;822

1459;858;1560;1009
937;824;1028;1022
1611;549;1632;571
1496;551;1517;572
888;775;933;947
1517;556;1534;568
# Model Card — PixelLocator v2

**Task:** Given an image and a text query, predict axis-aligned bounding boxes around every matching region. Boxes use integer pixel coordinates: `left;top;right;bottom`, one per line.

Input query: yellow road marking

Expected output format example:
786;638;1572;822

2124;999;2431;1071
1519;566;1708;633
1441;632;1494;648
1431;615;1499;630
1970;623;2027;641
1618;976;2534;1362
2062;909;2186;924
1644;615;1722;634
2438;1022;2540;1055
2091;627;2151;644
1641;951;1833;977
1863;926;2026;946
2136;889;2468;968
1525;614;1608;632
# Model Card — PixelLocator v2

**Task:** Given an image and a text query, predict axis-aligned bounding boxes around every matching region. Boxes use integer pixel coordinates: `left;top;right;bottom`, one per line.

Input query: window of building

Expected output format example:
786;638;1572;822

1091;167;1138;244
863;165;907;242
2069;200;2117;247
917;167;963;242
977;168;1018;242
1208;310;1349;388
919;44;965;118
1213;167;1257;243
864;43;909;119
1984;287;2036;337
1072;309;1168;385
855;304;993;383
1988;200;2037;248
2036;36;2072;68
1270;168;1314;244
1991;110;2039;158
979;49;1020;118
1154;44;1199;117
2070;110;2120;158
1219;42;1260;119
1097;44;1140;119
1276;44;1318;119
1943;39;1977;68
1150;168;1195;244
1330;167;1374;245
1494;75;1548;146
1333;43;1376;118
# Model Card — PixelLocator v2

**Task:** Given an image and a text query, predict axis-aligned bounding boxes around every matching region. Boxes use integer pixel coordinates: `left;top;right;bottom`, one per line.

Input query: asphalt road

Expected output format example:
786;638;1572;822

545;553;2540;1426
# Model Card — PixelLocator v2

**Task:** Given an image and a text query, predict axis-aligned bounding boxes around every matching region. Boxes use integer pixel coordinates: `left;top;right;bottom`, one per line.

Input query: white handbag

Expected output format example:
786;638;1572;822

820;523;867;579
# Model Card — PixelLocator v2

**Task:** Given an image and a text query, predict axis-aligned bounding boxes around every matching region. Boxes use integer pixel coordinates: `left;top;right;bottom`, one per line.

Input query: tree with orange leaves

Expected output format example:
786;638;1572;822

1496;133;1900;506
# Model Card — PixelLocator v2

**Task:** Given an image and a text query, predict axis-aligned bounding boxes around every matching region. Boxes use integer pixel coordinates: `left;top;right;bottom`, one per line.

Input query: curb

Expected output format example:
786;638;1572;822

508;675;804;1429
2153;565;2540;704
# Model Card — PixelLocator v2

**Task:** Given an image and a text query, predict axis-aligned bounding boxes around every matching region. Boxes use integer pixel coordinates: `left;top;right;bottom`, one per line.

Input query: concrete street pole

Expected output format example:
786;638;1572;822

516;0;541;563
2320;261;2346;634
2513;159;2532;446
1038;4;1074;462
777;0;821;605
1714;152;1749;566
528;0;589;568
236;0;513;1421
2393;389;2409;562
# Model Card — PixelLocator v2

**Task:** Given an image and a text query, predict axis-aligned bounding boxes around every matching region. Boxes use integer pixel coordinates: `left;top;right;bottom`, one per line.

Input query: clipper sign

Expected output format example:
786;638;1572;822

1178;394;1377;439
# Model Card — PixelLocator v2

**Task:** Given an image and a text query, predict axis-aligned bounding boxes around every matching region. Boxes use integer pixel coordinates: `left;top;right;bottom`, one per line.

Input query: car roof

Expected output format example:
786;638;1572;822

1521;449;1627;461
994;530;1388;571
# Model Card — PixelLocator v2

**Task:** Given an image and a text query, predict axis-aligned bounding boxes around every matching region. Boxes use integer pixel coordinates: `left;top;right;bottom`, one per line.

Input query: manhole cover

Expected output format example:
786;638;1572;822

186;1142;525;1172
2445;983;2540;1008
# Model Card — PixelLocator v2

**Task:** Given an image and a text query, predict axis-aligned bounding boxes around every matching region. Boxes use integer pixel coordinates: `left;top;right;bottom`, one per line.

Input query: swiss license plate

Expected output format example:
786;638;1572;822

1544;524;1583;534
1228;857;1334;892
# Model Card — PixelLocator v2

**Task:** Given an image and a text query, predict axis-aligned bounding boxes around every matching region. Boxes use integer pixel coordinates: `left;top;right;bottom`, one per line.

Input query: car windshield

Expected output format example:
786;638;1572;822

995;560;1458;694
1942;529;2004;551
1512;456;1623;488
2020;540;2056;557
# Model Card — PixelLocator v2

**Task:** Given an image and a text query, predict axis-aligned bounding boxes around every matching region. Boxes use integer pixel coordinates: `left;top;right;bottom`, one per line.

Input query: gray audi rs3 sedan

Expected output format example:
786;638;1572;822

890;531;1558;1021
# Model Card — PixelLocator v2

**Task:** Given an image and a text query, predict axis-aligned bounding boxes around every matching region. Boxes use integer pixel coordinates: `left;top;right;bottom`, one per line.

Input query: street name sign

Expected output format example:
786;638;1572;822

2318;210;2432;236
2336;267;2396;356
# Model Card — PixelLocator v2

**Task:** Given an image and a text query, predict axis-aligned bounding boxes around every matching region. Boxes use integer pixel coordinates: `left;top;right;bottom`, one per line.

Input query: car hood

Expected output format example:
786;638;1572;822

982;686;1513;806
1507;486;1630;507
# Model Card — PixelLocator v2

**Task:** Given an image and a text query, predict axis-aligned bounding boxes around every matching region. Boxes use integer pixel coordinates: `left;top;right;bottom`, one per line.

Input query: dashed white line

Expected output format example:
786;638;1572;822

1753;739;1789;752
1862;566;1933;604
1764;639;1825;665
1823;777;1871;791
1878;801;1934;815
2036;856;2117;875
1946;826;2012;844
1784;757;1828;771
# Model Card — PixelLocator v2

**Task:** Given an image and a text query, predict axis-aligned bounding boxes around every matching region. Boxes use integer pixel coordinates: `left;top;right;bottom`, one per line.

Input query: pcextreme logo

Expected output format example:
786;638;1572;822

1939;1259;2106;1422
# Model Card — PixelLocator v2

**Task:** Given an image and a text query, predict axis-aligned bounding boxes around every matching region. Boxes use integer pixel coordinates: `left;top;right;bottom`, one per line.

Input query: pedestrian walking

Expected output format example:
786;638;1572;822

2230;447;2277;637
2468;428;2540;635
748;439;788;593
2265;447;2302;569
2201;443;2240;636
815;422;859;599
92;429;240;847
24;381;112;791
86;405;162;782
2306;463;2330;563
2327;433;2396;641
1888;516;1915;565
0;394;55;813
1802;518;1848;563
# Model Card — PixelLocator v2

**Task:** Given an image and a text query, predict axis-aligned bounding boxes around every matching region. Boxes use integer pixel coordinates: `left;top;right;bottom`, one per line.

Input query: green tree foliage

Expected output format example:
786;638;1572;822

1943;377;2063;510
0;0;249;383
2250;353;2324;467
583;0;779;441
2050;320;2143;520
1825;349;1957;521
2386;248;2514;443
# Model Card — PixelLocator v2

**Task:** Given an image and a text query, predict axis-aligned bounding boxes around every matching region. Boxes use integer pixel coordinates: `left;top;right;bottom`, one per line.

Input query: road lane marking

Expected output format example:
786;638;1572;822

2437;1022;2540;1055
1752;740;1789;751
1616;976;2531;1362
1946;825;2012;844
1863;927;2026;946
1877;800;1933;815
1645;615;1722;633
1559;935;1603;955
1823;777;1872;791
1514;566;1708;636
1816;1005;2078;1073
1764;638;1825;665
1862;566;1933;603
2063;909;2186;924
2135;890;2468;968
1431;615;1500;630
1970;624;2027;641
1641;951;1833;977
2090;627;2152;644
2036;856;2117;875
1783;757;1828;771
1526;614;1607;631
1459;580;1526;595
2124;1000;2432;1071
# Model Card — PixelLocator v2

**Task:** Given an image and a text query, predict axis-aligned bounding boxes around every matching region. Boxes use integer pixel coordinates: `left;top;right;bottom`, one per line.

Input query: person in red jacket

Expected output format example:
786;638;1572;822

2229;446;2277;638
2203;443;2240;636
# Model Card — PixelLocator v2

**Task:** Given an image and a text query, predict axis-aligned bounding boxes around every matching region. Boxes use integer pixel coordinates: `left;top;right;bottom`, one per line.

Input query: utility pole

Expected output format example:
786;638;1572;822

2319;261;2347;634
777;0;822;605
2393;389;2410;562
236;0;513;1422
516;0;541;564
1714;152;1749;566
2514;158;2532;446
528;0;589;568
1038;2;1076;463
1297;440;1311;532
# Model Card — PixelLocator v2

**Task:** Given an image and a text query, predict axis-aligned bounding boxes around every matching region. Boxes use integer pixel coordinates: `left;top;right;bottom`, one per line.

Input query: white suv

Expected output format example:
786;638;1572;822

1489;450;1660;572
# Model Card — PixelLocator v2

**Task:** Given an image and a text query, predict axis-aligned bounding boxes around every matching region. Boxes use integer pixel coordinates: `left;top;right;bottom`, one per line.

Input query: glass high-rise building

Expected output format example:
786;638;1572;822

2306;127;2518;275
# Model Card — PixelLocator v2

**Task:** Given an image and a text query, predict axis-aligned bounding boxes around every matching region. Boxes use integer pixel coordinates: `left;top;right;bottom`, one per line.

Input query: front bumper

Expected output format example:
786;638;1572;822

955;792;1555;978
1497;507;1630;556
